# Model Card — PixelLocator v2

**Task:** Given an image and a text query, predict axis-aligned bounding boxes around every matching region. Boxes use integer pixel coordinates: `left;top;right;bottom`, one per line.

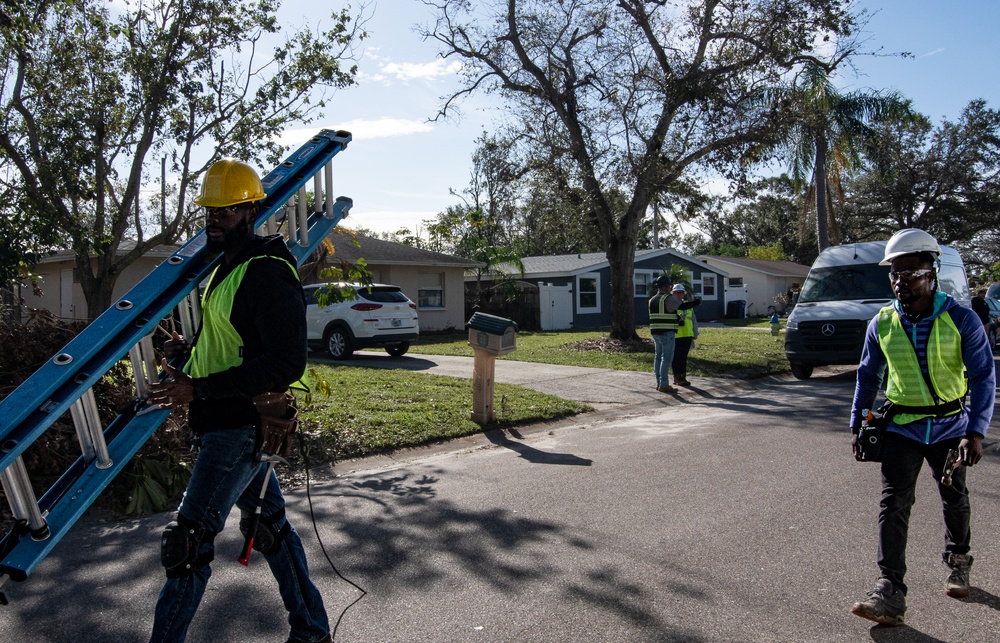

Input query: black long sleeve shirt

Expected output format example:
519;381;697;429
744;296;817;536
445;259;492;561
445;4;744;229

188;235;306;431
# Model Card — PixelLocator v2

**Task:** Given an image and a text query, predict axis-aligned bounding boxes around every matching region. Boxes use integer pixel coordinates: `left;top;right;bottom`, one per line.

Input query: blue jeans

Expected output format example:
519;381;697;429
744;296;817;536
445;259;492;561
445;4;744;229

652;331;676;387
150;425;329;642
877;432;970;595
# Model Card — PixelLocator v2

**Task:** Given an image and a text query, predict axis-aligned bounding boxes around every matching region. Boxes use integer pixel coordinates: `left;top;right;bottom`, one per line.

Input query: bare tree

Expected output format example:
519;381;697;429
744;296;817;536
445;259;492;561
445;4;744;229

422;0;861;338
0;0;366;316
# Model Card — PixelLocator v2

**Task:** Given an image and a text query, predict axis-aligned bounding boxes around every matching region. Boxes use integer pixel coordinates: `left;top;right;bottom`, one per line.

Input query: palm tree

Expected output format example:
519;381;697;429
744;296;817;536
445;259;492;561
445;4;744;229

767;62;912;251
464;237;526;307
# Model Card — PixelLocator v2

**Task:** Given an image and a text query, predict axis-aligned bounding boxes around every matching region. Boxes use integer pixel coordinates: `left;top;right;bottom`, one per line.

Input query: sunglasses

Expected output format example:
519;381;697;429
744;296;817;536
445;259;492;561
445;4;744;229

204;204;251;219
888;268;933;282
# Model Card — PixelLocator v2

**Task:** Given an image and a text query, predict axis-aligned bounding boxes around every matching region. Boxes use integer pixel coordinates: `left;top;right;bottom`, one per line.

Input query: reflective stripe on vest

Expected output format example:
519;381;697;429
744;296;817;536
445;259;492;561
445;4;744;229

676;310;695;338
649;294;679;331
876;305;967;425
187;256;299;379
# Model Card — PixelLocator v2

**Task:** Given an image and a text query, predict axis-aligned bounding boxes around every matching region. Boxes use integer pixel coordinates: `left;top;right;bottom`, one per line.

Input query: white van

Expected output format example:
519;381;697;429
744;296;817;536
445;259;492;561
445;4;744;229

783;240;970;379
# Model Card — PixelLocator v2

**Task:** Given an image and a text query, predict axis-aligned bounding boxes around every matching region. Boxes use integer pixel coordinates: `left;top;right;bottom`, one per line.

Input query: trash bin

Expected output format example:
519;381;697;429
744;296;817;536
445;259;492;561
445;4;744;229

726;301;746;319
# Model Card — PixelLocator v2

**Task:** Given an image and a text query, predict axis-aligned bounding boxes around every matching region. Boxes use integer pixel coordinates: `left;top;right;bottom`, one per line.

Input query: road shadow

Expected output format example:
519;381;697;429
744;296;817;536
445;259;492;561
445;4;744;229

308;351;439;372
869;625;948;642
484;428;593;466
960;586;1000;610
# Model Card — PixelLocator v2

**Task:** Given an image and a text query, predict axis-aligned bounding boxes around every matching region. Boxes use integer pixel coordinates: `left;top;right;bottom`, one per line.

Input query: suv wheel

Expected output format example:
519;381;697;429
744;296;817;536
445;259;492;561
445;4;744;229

325;327;353;359
385;342;410;358
789;362;813;380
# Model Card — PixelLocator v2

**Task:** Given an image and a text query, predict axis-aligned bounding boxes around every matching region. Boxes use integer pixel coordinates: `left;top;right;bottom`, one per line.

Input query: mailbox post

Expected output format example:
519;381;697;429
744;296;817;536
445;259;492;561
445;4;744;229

466;312;518;423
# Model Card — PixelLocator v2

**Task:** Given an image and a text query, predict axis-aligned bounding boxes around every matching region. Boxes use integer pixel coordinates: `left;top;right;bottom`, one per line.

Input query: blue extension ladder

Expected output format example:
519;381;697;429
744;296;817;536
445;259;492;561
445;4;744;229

0;129;352;588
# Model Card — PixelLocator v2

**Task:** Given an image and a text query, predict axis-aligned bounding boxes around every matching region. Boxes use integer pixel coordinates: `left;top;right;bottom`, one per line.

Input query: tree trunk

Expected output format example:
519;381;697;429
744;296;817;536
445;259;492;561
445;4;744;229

607;239;639;340
76;254;119;321
814;133;830;251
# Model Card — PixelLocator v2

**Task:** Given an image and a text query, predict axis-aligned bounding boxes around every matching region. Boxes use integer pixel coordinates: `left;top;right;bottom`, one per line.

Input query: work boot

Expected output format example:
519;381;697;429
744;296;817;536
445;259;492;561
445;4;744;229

944;553;973;598
657;385;678;393
851;578;905;626
674;376;691;386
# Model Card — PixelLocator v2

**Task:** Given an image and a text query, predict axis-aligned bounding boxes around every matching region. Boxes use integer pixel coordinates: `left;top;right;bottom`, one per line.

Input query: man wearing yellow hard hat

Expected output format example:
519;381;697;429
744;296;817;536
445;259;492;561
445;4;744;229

148;159;331;643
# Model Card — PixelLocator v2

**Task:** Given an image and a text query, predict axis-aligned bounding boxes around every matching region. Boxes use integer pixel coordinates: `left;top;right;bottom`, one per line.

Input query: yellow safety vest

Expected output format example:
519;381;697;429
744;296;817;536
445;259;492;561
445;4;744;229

876;305;967;425
649;293;679;332
187;256;300;380
676;310;695;338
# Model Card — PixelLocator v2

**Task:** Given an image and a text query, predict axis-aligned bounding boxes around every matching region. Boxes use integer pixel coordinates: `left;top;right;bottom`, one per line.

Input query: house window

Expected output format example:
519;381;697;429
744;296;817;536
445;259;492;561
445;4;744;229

418;272;445;308
577;273;600;312
634;272;653;297
702;274;717;300
729;277;743;287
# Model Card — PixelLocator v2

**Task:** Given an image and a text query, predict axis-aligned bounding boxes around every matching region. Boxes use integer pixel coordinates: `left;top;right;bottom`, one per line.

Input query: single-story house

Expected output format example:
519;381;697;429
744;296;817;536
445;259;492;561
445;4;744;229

697;255;811;317
470;248;729;330
15;232;480;333
14;243;182;321
315;231;481;332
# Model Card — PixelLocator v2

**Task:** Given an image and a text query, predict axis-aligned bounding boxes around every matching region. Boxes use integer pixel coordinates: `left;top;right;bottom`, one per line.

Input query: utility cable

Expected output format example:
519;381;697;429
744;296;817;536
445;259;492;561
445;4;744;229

298;434;367;641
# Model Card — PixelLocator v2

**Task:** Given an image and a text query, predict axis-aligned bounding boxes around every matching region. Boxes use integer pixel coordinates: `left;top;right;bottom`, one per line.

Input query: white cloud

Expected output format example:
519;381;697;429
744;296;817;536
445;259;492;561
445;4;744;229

337;118;435;139
342;208;441;234
276;118;434;148
361;58;464;84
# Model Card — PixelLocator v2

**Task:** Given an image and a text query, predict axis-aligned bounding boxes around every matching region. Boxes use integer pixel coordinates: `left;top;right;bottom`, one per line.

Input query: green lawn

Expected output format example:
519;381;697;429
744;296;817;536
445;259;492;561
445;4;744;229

299;364;590;461
405;325;789;378
298;326;789;463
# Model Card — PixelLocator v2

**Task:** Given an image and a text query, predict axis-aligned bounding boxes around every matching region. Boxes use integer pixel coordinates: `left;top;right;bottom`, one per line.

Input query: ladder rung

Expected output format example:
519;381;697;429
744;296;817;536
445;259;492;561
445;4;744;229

0;456;47;539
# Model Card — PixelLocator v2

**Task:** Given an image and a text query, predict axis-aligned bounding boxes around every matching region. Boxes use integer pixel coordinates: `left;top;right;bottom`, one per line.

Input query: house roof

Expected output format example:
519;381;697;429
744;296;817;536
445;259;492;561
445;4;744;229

37;241;182;264
514;247;725;279
325;231;481;268
698;255;810;279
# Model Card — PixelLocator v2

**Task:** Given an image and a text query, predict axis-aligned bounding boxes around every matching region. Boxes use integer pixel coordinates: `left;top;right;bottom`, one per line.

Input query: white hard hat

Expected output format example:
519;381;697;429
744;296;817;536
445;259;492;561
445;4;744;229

879;228;941;265
671;283;686;292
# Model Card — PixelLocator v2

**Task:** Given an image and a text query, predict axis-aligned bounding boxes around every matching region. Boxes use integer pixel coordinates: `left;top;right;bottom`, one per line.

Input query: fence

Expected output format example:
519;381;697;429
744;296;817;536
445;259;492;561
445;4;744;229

465;281;540;331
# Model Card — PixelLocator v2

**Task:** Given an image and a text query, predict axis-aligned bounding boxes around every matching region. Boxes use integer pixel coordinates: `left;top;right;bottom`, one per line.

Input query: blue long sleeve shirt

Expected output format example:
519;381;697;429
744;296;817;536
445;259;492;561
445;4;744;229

850;291;994;441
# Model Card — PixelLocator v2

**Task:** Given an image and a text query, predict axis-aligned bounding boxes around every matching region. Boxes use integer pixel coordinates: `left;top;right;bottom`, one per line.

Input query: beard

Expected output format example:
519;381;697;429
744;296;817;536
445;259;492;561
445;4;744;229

206;216;251;252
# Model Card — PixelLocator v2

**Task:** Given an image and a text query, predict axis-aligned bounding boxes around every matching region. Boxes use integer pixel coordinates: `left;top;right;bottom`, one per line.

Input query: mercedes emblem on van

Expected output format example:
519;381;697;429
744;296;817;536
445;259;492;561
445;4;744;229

822;323;835;336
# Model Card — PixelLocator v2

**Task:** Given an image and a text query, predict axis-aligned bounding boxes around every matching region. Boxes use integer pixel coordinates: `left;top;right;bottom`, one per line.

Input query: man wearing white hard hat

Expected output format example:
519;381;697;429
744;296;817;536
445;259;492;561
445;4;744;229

849;228;994;626
670;284;699;387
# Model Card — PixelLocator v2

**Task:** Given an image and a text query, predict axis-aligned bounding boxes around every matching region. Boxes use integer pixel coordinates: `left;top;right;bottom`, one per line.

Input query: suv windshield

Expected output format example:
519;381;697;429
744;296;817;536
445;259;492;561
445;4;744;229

798;264;893;303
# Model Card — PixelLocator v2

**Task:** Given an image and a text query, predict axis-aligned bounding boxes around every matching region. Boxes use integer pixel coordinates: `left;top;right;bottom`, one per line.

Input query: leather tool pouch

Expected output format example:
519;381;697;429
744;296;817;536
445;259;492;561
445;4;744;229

251;392;298;459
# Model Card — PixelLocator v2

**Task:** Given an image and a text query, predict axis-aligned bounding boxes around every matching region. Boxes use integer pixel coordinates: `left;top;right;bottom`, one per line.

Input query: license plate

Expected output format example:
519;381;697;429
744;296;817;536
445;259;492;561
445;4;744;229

391;319;401;327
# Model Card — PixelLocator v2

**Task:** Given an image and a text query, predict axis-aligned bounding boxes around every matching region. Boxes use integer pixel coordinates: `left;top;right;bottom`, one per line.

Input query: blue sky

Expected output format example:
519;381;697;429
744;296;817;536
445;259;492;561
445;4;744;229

276;0;1000;236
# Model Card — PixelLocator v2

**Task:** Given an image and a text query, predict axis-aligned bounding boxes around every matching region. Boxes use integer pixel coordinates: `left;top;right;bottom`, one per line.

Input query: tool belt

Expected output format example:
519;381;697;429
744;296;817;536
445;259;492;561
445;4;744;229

856;397;965;463
251;391;298;459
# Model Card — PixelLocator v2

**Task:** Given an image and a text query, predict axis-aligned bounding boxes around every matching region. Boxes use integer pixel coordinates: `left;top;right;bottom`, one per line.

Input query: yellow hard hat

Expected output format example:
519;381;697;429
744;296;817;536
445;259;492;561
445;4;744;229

194;158;266;208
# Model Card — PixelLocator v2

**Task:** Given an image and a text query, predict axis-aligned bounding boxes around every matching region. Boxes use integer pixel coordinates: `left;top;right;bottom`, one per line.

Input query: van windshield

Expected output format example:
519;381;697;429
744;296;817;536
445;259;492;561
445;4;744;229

798;264;893;303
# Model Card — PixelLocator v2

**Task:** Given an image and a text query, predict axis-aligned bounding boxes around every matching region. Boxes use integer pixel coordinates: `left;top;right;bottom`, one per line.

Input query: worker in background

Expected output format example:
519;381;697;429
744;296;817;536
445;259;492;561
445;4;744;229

648;275;699;394
671;284;699;386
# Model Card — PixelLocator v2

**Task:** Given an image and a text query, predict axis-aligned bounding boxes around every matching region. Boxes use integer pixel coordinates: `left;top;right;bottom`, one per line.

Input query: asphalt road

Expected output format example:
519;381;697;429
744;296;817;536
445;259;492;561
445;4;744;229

2;358;999;642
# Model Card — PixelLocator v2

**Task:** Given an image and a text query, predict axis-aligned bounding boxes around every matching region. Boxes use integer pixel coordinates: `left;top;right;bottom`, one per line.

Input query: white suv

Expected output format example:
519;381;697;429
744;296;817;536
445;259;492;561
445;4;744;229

304;283;419;359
